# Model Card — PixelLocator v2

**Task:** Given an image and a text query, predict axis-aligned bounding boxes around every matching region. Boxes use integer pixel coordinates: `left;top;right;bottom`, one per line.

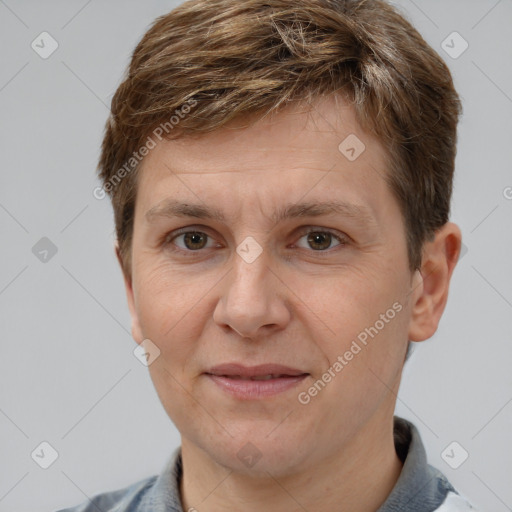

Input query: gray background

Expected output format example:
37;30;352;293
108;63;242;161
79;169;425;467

0;0;511;510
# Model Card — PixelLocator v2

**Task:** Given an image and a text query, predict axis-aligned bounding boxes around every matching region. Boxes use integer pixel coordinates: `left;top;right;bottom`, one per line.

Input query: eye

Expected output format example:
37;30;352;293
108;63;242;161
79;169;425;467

294;228;347;251
163;226;349;255
169;230;217;252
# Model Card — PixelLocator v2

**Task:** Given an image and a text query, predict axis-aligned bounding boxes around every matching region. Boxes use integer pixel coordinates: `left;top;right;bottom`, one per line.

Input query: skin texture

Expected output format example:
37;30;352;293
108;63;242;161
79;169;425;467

117;95;462;512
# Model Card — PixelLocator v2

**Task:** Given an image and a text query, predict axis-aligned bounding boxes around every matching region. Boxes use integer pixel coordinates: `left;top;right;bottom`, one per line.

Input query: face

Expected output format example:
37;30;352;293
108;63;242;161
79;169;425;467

122;96;421;477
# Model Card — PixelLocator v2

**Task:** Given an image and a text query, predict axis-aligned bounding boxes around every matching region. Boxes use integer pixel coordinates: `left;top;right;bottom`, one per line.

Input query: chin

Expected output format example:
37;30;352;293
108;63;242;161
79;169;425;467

204;430;311;478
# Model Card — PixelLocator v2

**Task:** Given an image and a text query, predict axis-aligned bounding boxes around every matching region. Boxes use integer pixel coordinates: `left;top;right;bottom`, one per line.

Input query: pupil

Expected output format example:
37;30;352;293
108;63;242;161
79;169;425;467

185;232;206;250
308;232;331;250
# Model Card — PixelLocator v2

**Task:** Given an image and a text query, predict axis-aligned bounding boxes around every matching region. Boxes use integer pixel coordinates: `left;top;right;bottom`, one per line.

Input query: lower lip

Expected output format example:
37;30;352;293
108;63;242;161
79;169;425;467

206;374;309;399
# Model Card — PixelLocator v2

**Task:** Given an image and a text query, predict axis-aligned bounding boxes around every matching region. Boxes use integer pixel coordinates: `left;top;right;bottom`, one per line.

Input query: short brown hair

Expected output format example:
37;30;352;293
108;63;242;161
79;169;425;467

98;0;462;279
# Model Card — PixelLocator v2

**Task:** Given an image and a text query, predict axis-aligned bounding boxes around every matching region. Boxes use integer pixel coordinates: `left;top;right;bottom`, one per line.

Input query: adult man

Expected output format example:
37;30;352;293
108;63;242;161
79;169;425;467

60;0;477;510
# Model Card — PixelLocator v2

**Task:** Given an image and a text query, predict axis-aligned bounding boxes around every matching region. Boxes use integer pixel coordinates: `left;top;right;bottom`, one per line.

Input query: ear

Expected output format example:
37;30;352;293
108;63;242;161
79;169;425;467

115;242;144;344
408;222;462;342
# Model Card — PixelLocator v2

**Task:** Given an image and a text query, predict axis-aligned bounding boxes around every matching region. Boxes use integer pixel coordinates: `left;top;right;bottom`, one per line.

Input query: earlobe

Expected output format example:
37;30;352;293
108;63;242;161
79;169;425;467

407;222;462;342
115;242;144;344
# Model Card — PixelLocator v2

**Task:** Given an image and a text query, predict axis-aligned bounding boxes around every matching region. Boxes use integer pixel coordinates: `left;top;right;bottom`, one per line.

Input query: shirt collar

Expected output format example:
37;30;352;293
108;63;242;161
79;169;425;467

377;416;455;511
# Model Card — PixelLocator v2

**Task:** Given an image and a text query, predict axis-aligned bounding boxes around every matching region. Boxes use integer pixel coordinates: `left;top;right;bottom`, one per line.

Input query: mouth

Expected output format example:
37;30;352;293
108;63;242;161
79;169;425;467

211;374;303;381
204;363;309;399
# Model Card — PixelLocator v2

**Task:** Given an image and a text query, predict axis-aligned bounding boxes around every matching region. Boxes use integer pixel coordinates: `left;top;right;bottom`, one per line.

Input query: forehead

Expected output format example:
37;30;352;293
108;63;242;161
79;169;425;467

134;95;393;223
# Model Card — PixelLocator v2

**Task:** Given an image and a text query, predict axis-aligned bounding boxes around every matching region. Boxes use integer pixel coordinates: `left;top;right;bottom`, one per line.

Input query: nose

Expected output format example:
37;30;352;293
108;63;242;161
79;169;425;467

212;248;291;339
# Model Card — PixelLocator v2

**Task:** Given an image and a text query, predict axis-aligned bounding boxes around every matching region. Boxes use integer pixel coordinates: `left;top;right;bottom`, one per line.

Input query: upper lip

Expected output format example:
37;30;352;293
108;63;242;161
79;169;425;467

205;363;308;377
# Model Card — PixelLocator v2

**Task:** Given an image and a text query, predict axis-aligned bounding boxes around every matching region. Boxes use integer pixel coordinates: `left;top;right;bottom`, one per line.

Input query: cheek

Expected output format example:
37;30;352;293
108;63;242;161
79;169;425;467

302;265;399;340
306;265;410;383
135;261;211;338
146;357;210;442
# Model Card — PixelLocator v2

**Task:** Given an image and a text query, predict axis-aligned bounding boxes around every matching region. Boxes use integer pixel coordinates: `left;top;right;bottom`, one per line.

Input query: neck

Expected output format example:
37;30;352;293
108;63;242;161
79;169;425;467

179;414;403;512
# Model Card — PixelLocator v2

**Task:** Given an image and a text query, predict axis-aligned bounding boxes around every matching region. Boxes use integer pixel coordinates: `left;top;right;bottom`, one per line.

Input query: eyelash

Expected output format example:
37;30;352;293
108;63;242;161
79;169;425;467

162;226;350;256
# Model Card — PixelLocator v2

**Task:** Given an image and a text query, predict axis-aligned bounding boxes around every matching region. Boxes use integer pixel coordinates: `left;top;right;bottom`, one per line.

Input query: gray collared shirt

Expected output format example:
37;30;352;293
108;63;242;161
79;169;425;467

56;417;477;511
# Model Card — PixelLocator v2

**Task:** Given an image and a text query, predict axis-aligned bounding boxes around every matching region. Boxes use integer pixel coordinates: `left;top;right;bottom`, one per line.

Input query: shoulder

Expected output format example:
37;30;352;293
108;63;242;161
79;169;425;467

389;417;480;512
55;474;158;512
435;490;480;511
56;446;183;512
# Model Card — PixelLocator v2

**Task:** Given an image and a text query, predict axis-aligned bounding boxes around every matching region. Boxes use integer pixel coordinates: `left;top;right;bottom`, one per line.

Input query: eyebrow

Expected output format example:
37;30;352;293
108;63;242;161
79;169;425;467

145;199;377;226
